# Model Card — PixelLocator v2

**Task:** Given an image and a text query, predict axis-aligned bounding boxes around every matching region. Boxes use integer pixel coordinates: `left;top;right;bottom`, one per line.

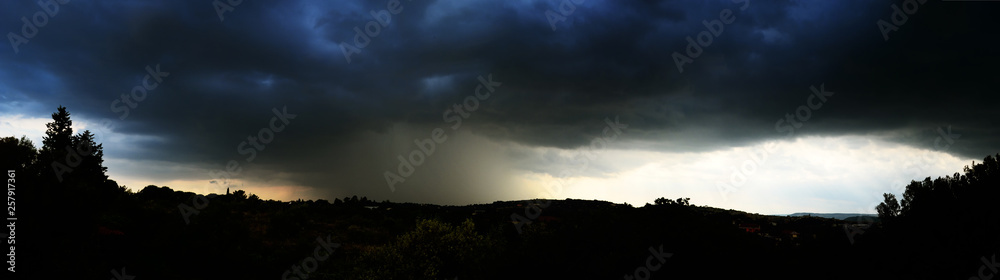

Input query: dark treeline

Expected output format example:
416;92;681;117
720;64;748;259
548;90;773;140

868;153;1000;279
2;106;998;279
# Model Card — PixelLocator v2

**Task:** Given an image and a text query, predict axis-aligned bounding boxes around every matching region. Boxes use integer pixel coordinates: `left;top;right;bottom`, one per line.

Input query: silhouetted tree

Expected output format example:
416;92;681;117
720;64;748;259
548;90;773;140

876;193;900;221
138;185;176;201
0;136;37;170
233;189;247;200
36;106;109;186
654;197;670;205
70;130;109;185
871;154;1000;279
899;177;936;217
39;106;74;183
677;197;691;206
653;197;690;206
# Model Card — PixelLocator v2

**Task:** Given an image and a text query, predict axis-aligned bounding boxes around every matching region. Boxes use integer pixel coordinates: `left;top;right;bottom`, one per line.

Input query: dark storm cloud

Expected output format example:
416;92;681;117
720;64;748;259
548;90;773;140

1;0;997;202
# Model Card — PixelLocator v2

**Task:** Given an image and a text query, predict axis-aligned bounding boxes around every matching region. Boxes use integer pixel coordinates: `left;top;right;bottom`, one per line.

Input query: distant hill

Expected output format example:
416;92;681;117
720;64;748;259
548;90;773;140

786;212;878;220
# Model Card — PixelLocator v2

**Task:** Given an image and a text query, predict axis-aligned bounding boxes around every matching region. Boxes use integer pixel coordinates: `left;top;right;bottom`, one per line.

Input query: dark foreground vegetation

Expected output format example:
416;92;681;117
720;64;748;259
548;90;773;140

3;107;998;280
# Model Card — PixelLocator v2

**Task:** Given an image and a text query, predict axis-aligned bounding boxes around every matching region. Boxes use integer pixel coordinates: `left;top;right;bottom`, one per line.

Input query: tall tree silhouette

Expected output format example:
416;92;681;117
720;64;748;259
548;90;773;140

37;106;109;186
39;106;74;183
71;130;109;185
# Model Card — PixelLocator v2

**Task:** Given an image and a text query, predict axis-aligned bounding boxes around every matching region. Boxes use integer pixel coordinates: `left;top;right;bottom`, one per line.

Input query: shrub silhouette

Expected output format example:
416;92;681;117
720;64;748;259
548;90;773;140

356;219;500;280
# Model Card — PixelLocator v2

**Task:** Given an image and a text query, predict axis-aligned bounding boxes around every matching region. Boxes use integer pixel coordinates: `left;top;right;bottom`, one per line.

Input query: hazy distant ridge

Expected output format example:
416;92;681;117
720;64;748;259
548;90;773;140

785;213;877;220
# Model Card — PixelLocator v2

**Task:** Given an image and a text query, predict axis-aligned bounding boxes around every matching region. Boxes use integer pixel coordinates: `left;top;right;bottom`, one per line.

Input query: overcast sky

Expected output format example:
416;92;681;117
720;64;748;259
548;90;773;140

2;0;997;214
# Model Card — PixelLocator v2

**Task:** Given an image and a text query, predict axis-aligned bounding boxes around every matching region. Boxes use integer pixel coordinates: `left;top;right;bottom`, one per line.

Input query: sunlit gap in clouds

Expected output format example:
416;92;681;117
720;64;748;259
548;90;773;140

525;135;973;215
0;114;48;145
